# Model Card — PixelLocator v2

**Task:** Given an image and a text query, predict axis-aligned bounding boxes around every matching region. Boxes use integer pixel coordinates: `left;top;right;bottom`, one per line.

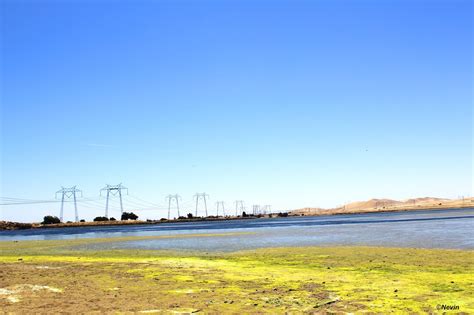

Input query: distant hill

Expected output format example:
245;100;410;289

343;198;401;210
291;197;473;216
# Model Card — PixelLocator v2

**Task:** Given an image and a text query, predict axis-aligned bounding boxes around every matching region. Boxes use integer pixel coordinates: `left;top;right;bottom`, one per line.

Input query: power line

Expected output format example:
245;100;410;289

77;199;115;211
0;200;61;206
127;195;165;208
121;197;154;209
3;192;272;221
0;196;103;206
0;197;55;202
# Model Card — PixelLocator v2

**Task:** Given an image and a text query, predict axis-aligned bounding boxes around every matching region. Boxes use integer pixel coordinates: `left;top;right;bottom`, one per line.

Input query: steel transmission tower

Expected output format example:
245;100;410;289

100;184;128;218
166;194;181;219
262;205;271;214
56;186;82;222
215;201;225;217
252;204;260;215
234;200;244;216
194;193;209;217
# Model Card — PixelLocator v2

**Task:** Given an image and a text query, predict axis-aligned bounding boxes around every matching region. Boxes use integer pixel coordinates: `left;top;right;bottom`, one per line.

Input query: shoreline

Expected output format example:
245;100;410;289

1;204;473;231
292;203;474;217
0;216;258;231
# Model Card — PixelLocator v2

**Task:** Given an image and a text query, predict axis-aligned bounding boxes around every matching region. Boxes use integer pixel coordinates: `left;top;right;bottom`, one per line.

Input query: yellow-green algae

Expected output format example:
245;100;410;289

0;235;473;313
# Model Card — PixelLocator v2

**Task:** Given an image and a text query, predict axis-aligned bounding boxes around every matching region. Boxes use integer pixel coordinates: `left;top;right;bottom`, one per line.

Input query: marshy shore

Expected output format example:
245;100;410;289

0;235;473;313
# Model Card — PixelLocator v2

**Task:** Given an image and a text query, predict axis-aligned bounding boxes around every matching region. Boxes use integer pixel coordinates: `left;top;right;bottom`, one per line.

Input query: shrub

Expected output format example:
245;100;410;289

277;212;288;217
187;213;193;219
178;216;187;220
242;211;248;217
109;217;116;221
79;219;86;222
42;215;61;224
93;216;109;222
121;212;138;220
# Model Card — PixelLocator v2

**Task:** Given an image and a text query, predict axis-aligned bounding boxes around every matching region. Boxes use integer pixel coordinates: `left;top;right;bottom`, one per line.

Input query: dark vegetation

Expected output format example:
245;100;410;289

42;215;61;224
121;212;138;220
93;216;109;222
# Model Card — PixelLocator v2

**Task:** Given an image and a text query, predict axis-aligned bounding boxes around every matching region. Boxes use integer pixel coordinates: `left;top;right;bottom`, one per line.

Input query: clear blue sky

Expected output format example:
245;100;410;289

1;0;472;222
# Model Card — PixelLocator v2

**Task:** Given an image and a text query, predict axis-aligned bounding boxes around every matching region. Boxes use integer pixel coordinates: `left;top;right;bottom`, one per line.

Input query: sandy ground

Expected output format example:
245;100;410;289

1;235;473;313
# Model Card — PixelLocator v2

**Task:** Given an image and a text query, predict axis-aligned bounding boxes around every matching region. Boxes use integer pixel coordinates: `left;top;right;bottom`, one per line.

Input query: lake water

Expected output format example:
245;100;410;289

1;208;473;251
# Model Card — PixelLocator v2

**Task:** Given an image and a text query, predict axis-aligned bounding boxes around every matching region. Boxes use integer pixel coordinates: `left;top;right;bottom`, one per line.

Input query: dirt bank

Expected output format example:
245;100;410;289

0;216;257;231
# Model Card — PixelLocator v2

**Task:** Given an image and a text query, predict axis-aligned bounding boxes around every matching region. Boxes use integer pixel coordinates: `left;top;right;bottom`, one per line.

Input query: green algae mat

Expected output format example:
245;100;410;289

1;235;473;313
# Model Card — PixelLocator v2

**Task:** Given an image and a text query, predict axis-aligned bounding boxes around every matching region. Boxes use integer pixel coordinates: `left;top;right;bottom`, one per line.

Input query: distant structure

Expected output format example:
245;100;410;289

252;204;260;215
194;193;209;217
262;205;271;214
234;200;245;216
216;201;225;217
100;184;128;218
56;186;82;222
166;194;181;219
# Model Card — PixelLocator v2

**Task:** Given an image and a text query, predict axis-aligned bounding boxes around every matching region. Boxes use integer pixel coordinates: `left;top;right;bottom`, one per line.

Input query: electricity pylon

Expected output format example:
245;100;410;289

262;205;271;214
100;184;128;218
216;201;225;217
194;193;209;217
55;186;82;222
252;204;260;215
234;200;244;216
166;194;181;219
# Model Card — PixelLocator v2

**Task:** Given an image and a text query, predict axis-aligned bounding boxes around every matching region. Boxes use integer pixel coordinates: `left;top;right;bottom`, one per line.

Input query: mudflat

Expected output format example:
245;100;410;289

1;235;473;313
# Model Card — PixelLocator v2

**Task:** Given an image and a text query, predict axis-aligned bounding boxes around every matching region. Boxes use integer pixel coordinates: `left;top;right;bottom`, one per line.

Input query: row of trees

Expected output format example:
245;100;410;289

42;212;139;224
42;211;289;224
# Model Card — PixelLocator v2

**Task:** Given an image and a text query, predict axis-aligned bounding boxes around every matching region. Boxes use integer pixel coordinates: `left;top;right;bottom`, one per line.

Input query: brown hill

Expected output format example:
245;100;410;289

292;197;473;216
343;198;401;211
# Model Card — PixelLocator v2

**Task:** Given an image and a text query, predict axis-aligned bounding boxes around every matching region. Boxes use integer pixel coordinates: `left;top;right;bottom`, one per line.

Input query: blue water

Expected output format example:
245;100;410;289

1;208;473;251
